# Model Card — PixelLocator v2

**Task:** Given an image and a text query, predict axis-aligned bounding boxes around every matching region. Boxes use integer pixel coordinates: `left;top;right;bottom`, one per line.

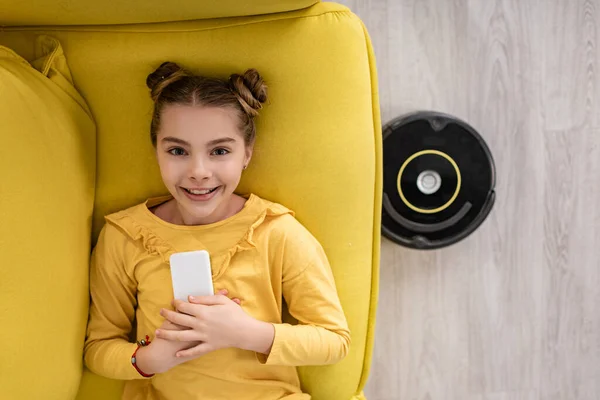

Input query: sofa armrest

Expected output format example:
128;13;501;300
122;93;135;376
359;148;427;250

0;0;319;26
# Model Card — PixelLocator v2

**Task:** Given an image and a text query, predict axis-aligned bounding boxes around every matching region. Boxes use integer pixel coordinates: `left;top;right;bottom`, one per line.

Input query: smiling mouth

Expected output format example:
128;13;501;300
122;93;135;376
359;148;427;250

183;187;219;195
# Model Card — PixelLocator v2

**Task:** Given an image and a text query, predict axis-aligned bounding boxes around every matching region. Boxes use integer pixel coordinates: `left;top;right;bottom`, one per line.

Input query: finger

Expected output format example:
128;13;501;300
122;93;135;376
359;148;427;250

171;293;225;307
155;328;204;342
188;294;240;306
161;320;188;330
188;294;229;305
161;308;197;328
176;342;213;358
173;300;206;317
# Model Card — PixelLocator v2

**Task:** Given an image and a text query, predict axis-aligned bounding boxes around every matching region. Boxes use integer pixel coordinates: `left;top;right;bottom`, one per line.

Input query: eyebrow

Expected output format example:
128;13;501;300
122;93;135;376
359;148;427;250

161;137;190;146
160;137;237;146
206;137;237;146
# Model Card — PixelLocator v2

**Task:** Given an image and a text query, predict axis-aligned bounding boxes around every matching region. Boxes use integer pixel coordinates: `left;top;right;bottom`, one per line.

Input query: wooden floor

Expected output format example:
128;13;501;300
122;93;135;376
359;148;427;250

336;0;600;399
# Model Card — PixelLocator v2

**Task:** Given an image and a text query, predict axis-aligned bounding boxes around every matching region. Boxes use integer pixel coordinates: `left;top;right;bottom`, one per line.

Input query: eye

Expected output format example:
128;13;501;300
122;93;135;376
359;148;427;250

168;147;187;156
211;148;230;156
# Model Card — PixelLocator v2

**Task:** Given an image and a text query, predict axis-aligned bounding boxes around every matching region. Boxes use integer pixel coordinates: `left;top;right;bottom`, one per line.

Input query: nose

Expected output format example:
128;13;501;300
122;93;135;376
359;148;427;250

188;156;212;181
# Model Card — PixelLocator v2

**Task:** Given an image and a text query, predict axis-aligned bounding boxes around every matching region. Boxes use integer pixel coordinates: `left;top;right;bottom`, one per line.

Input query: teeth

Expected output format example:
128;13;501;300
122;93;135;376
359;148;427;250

186;188;215;195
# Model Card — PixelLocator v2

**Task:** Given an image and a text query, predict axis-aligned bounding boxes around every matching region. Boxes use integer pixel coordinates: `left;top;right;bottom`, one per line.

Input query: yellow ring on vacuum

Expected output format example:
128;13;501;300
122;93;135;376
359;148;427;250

396;149;461;214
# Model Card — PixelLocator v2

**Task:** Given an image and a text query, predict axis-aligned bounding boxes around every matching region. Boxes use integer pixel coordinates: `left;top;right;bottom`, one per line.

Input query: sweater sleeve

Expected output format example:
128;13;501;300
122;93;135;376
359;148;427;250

258;217;351;366
83;222;148;380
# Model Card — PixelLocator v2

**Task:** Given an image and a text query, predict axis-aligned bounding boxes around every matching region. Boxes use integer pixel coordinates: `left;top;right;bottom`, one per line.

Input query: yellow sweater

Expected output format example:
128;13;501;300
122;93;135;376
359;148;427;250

84;194;351;400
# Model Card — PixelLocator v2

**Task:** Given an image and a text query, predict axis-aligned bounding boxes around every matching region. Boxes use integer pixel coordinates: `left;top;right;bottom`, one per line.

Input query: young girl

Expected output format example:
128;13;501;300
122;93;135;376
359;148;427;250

83;62;350;400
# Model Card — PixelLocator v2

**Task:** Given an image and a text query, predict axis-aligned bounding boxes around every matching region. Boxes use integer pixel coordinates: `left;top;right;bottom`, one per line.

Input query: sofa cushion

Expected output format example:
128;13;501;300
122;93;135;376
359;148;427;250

0;37;96;400
0;0;319;26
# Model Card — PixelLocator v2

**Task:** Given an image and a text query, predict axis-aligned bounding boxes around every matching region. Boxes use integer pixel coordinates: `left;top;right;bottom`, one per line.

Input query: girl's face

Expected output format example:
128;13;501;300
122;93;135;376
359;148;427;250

155;105;252;225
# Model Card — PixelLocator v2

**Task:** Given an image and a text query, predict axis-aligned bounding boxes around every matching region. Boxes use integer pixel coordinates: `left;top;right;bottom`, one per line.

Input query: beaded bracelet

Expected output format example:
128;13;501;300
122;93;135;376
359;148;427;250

131;335;155;378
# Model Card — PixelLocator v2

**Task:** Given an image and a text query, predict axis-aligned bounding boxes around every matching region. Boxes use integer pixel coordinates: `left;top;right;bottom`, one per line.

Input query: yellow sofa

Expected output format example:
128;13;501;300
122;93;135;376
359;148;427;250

0;1;382;399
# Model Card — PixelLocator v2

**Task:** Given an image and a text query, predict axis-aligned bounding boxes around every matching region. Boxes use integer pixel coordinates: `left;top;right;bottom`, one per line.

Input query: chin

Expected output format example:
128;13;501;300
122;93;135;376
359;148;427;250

178;188;230;220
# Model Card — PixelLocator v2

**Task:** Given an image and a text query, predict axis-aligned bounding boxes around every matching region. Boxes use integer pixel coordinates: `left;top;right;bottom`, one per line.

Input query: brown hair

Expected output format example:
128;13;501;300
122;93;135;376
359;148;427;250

146;62;268;147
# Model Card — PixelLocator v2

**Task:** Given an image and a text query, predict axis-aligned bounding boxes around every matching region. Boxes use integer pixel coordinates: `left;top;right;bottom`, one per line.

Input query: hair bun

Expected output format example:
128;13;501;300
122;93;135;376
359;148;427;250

146;61;188;102
229;69;268;117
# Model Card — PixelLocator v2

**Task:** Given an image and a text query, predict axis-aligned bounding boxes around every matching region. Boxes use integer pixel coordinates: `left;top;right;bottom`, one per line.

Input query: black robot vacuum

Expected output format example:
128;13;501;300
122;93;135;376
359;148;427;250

381;111;496;250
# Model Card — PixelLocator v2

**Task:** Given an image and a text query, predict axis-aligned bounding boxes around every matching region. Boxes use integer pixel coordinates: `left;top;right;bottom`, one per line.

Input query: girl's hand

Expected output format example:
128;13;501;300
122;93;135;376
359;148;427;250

157;289;241;333
135;289;241;375
156;293;273;359
134;323;199;375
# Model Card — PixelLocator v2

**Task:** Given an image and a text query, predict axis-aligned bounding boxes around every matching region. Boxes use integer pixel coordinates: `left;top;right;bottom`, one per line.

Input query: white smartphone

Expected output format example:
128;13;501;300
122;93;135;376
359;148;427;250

169;250;214;302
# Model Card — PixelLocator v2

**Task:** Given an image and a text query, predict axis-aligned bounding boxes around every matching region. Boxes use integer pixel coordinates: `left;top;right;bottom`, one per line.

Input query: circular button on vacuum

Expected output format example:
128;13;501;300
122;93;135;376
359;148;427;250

417;170;441;195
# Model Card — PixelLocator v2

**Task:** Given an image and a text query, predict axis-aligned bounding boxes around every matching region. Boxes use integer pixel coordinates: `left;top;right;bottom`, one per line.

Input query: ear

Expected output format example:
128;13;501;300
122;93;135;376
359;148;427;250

244;142;254;168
